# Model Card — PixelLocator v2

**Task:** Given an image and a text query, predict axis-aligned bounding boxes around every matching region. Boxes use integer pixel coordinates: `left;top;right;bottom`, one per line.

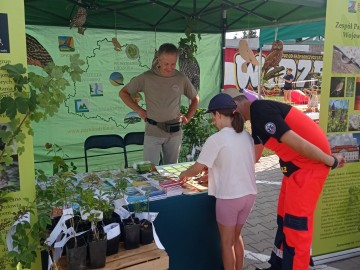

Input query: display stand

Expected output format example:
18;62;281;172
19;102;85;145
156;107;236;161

58;243;168;270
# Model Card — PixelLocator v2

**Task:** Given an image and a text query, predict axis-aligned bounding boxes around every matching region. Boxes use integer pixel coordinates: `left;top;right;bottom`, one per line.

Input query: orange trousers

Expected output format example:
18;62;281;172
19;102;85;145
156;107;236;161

268;166;330;270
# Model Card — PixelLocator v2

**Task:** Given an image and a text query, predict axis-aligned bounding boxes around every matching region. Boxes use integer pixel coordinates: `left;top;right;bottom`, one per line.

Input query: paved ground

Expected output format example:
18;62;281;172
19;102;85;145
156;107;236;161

243;155;360;270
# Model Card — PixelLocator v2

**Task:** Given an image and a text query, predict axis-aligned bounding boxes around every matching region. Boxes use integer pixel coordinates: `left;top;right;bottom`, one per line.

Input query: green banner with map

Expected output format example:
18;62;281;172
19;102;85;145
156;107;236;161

313;0;360;263
25;26;221;173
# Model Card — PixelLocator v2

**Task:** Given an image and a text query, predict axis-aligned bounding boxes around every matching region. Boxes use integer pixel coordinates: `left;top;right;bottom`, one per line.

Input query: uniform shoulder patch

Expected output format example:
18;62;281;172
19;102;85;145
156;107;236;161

265;122;276;135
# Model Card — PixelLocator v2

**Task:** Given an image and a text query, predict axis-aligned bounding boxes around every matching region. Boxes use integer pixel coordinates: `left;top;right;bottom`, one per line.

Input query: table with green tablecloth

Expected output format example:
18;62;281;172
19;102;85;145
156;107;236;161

150;192;222;270
73;166;222;269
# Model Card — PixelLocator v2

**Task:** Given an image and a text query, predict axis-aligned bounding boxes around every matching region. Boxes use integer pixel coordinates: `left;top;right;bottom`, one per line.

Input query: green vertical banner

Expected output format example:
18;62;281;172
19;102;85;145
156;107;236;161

0;0;39;269
313;0;360;263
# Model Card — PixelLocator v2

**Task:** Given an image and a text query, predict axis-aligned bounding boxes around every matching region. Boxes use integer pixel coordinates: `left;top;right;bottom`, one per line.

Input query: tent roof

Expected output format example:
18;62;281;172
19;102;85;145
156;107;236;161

24;0;326;33
259;20;325;46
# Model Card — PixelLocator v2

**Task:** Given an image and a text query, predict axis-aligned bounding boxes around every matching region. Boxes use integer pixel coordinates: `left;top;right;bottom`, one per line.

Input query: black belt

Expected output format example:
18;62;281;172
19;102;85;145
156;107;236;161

146;118;181;133
146;118;158;126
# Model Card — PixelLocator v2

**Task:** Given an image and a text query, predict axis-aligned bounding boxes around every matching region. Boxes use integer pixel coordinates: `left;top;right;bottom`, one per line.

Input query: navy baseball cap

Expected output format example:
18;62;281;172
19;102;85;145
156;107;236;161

206;93;237;113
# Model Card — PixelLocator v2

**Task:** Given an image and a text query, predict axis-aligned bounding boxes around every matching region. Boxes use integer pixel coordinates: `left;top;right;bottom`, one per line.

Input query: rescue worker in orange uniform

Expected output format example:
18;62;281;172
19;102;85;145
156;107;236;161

224;88;345;270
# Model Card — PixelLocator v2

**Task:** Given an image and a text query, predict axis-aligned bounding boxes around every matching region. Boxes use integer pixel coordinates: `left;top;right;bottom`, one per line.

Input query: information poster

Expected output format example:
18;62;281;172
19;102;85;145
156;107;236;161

0;0;38;269
313;0;360;262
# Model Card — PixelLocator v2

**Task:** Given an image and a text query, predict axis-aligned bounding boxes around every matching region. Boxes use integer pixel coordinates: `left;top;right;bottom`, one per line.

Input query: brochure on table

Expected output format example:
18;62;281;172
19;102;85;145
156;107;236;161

156;162;209;194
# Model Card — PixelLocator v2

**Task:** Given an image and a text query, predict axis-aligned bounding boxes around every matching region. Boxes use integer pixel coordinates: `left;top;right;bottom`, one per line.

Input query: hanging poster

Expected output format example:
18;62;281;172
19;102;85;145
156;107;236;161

224;47;323;91
0;0;39;269
313;0;360;264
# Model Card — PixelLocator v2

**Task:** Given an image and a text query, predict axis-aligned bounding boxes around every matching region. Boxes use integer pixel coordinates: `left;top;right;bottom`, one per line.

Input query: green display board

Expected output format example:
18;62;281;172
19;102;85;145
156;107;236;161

313;0;360;263
25;26;221;172
0;1;39;269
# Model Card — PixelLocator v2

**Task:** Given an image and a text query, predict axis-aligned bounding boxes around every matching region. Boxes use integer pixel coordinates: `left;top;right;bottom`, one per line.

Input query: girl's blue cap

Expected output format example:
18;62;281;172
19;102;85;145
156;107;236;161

206;93;237;113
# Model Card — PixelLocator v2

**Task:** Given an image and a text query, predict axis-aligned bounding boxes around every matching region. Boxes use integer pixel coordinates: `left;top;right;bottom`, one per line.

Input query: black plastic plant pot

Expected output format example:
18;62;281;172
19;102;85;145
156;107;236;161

119;221;125;242
140;220;153;245
66;237;87;270
41;250;49;270
88;239;107;268
124;223;140;250
106;234;121;256
103;212;122;225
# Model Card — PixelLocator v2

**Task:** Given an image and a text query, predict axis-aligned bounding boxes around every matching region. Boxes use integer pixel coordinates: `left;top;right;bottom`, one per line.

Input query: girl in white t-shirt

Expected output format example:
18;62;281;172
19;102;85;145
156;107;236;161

179;93;256;270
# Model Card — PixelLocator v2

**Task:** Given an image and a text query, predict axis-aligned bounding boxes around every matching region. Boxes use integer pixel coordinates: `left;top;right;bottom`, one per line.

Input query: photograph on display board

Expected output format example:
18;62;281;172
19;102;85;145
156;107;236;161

348;0;357;13
355;77;360;110
75;98;89;113
58;36;75;52
349;114;360;131
346;77;355;97
328;133;360;163
0;13;10;54
327;99;349;133
332;45;360;74
329;76;345;97
0;123;20;192
90;83;103;96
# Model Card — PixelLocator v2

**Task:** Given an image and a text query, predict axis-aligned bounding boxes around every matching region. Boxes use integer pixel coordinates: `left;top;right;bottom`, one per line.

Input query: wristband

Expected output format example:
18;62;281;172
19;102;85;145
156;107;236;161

331;155;338;170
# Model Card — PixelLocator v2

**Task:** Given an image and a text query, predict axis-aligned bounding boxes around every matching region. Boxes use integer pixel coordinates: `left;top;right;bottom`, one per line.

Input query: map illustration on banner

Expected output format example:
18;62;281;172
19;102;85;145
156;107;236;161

61;40;150;129
25;26;221;169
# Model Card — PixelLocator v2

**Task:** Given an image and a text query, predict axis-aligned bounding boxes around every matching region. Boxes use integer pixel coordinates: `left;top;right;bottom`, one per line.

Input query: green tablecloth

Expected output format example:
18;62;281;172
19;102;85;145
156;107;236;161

150;193;222;270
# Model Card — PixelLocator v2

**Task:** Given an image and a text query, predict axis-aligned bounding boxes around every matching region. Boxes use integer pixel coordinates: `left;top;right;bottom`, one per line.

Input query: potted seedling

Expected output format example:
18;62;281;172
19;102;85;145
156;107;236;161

79;175;113;268
35;143;87;270
110;171;141;250
104;174;129;256
122;209;140;250
135;193;154;245
100;199;121;257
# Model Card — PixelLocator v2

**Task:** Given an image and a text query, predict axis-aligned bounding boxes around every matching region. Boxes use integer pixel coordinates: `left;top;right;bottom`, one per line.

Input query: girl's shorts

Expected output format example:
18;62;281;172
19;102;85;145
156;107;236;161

216;194;256;226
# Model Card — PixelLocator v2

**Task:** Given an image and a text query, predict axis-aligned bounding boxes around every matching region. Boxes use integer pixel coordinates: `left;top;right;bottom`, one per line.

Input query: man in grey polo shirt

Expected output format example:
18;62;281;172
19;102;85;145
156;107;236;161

119;43;199;165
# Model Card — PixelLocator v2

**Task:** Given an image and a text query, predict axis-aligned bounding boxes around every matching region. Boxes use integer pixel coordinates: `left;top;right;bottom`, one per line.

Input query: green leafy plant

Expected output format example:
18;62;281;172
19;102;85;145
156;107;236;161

178;18;201;61
0;55;84;170
0;56;84;268
80;176;112;241
110;174;138;224
180;106;216;162
110;172;128;201
7;205;50;268
133;190;150;215
0;189;51;268
133;201;146;214
43;142;77;175
35;158;79;213
0;191;50;269
23;143;80;268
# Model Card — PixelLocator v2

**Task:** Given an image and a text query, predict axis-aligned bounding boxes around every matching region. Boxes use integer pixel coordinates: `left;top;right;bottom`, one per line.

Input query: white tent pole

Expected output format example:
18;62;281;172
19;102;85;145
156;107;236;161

221;8;227;92
258;46;262;99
